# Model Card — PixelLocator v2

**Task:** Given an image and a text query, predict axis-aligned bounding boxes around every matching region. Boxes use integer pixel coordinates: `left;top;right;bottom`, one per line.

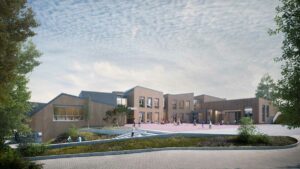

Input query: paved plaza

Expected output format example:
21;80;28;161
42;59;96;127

126;123;300;136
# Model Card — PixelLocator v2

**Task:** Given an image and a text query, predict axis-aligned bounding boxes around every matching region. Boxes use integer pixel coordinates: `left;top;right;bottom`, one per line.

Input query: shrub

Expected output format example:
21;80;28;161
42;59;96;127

67;125;79;140
52;132;69;143
0;148;43;169
248;134;271;145
199;137;233;147
18;143;46;157
238;117;257;143
274;114;284;124
237;117;271;144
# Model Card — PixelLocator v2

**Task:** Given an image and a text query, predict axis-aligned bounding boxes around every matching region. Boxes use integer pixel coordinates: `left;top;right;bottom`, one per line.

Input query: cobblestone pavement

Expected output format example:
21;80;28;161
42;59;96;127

38;135;300;169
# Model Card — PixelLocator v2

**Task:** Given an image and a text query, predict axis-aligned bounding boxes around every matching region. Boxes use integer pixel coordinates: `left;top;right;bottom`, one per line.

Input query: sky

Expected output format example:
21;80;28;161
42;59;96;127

28;0;283;103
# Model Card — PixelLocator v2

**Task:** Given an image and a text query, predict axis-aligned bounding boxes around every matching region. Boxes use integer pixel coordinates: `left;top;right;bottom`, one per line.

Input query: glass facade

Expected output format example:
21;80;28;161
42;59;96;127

117;97;127;106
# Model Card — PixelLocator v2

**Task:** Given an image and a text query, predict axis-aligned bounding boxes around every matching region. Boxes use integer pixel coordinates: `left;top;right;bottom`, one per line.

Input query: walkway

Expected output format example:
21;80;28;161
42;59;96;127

37;135;300;169
125;123;300;136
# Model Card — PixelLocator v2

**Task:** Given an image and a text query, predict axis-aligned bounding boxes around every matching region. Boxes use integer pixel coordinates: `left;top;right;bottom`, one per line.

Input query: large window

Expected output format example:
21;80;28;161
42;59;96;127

172;100;177;109
117;97;127;106
266;105;269;117
262;105;265;122
185;101;190;109
147;97;152;108
53;105;84;121
139;96;145;107
179;100;184;109
139;112;145;123
147;112;152;123
154;98;159;108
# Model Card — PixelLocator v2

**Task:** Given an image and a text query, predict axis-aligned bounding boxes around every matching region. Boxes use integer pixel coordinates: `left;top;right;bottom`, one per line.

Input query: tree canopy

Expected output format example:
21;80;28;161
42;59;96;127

255;74;276;100
0;0;40;144
103;105;131;126
270;0;300;128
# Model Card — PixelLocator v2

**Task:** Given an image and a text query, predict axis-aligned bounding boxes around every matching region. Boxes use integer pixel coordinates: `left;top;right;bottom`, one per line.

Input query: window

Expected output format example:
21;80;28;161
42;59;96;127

147;97;152;108
147;112;152;123
266;105;269;117
154;98;159;108
139;96;145;107
53;106;84;121
154;112;159;123
179;100;184;109
117;97;127;106
185;101;190;109
244;107;253;117
193;100;198;105
262;105;265;122
139;112;145;123
172;100;177;109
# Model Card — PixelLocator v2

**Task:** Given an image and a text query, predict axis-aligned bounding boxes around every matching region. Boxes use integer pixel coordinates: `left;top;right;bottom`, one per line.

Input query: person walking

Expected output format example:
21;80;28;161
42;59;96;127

67;136;72;143
193;119;197;126
131;127;135;137
77;136;82;142
209;120;212;129
201;120;204;128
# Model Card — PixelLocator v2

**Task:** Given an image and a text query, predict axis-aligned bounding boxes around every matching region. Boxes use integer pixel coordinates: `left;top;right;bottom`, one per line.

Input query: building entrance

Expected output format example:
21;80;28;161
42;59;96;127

223;110;242;124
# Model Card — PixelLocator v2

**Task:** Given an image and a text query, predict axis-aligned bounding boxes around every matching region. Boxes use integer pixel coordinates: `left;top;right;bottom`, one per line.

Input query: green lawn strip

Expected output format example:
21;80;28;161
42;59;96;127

50;132;117;144
42;136;297;156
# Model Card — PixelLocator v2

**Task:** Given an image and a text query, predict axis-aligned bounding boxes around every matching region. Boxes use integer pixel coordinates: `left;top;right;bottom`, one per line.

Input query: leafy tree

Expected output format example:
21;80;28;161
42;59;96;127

255;74;276;100
269;0;300;128
0;0;40;146
103;105;131;126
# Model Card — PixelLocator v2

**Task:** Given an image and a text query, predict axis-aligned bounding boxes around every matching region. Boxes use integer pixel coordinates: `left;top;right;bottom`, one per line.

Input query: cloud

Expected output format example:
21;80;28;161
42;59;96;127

28;0;283;102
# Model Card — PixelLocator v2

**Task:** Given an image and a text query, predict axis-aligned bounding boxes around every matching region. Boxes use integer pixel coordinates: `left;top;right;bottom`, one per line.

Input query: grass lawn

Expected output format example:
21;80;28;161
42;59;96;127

49;132;117;144
41;136;297;156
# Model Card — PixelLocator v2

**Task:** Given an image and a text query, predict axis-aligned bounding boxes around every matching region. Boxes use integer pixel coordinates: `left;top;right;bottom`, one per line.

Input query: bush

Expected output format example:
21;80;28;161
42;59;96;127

238;117;257;143
51;132;69;143
67;125;79;140
250;134;270;144
237;117;271;144
18;143;46;157
0;148;43;169
274;114;284;124
199;137;233;147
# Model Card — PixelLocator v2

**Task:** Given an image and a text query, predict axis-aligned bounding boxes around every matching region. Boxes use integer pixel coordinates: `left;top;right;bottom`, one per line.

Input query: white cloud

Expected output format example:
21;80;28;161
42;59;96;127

28;0;283;102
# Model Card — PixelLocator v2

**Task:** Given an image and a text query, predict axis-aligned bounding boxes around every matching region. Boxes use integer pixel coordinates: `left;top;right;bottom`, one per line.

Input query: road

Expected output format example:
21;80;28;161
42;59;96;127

38;135;300;169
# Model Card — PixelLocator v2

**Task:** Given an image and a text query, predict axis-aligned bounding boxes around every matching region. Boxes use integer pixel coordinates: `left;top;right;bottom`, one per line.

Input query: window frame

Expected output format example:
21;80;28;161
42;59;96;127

139;96;145;107
53;105;84;122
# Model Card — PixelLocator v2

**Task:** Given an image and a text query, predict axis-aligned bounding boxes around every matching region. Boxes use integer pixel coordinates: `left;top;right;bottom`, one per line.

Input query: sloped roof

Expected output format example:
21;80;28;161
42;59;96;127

29;93;83;116
79;91;117;106
124;85;163;94
28;102;47;116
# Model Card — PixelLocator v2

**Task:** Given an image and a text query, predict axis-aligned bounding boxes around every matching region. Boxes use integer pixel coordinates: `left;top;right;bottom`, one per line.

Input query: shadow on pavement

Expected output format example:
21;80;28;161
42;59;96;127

278;163;300;169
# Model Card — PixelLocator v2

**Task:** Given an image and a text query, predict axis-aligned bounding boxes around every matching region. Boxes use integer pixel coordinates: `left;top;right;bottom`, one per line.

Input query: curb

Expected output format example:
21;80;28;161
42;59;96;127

28;137;299;161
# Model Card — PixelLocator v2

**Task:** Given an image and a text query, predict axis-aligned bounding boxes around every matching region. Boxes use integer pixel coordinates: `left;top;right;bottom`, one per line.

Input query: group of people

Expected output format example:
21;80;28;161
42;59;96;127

193;119;213;129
